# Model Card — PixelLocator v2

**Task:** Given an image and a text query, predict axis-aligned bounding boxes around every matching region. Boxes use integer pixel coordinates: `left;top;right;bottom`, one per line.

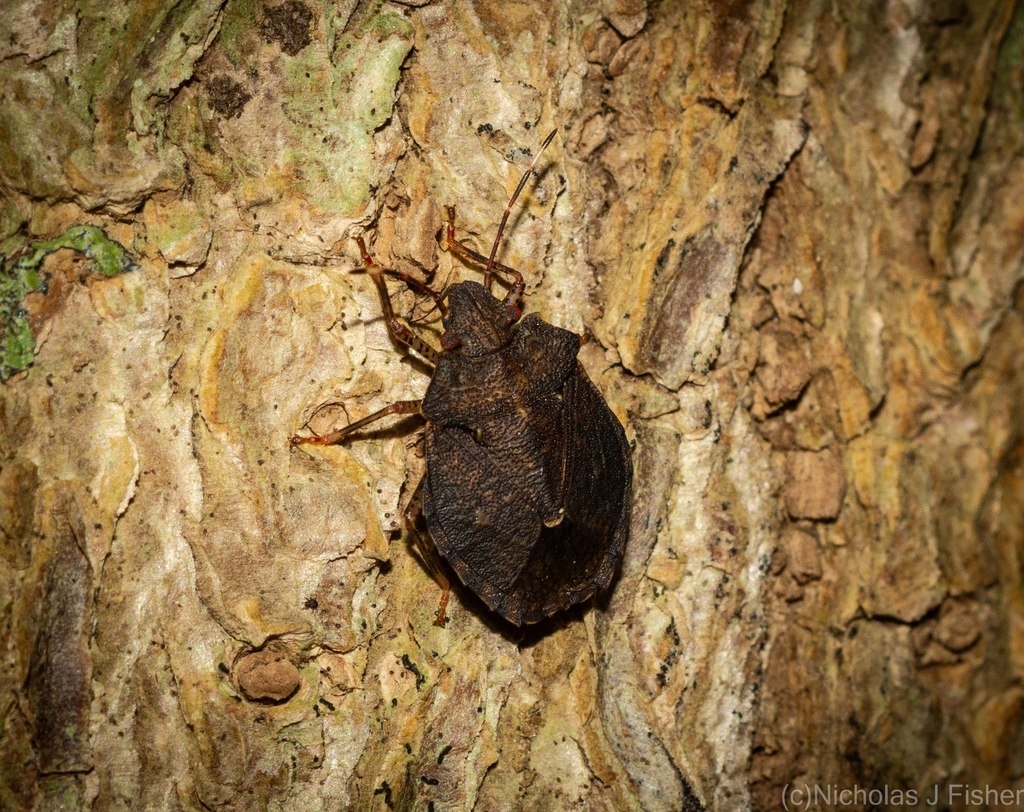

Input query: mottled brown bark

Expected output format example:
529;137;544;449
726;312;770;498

1;0;1022;810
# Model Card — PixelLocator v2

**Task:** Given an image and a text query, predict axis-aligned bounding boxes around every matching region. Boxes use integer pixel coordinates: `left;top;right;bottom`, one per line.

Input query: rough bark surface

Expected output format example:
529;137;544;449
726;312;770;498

0;0;1022;810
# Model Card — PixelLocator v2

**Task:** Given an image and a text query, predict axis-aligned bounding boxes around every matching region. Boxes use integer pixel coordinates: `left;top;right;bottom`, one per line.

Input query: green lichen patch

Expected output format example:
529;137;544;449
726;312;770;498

1;225;137;380
171;1;414;220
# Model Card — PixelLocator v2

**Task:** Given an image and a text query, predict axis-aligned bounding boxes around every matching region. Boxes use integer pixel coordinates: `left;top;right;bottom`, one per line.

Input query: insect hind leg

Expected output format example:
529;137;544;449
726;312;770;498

403;485;451;627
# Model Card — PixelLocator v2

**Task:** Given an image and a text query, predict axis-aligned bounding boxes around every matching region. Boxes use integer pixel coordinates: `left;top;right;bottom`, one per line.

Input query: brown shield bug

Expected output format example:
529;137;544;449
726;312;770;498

292;131;632;627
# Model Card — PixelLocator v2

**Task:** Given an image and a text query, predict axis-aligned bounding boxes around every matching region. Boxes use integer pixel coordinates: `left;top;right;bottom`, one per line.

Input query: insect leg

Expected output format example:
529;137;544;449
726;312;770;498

379;268;447;318
291;400;422;446
404;485;451;627
441;206;525;310
355;237;440;365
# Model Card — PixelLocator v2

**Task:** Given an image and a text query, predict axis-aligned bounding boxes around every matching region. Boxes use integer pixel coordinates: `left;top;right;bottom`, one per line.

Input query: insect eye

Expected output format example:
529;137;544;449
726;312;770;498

505;303;522;322
441;330;461;349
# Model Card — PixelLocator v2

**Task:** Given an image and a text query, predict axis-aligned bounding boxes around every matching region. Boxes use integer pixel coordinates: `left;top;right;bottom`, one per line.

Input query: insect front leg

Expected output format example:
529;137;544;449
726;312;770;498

404;485;451;627
355;237;440;365
440;206;525;311
379;268;448;317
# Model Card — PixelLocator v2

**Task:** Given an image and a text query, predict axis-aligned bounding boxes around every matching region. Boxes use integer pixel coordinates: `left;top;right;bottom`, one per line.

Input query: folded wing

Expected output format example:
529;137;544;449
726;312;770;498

422;364;631;626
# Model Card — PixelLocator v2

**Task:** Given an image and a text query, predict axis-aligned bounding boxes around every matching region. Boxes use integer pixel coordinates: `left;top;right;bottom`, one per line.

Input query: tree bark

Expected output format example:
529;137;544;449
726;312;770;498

1;0;1022;810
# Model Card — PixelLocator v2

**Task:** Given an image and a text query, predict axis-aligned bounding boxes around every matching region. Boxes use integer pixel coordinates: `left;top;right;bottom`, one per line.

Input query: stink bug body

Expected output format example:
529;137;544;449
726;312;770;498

293;132;632;626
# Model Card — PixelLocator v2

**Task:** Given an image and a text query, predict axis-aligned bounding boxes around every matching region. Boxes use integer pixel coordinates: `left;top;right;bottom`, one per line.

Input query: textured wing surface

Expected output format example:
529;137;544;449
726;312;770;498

422;423;542;624
422;363;631;626
553;366;632;600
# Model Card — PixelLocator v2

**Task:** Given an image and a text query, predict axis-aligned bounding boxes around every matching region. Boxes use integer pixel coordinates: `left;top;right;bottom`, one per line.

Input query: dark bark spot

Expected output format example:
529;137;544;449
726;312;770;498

261;1;313;56
207;75;252;118
29;488;93;773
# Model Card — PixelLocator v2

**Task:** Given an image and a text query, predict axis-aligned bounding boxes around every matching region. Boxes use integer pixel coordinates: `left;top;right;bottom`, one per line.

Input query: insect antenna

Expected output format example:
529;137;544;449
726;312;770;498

483;129;557;291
